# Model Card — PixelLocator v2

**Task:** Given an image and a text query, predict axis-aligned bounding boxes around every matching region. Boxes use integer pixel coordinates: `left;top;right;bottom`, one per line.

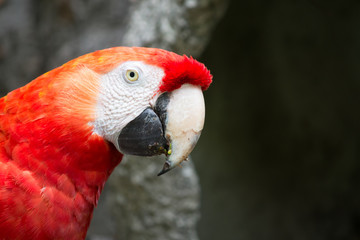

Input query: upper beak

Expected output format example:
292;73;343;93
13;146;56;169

117;84;205;176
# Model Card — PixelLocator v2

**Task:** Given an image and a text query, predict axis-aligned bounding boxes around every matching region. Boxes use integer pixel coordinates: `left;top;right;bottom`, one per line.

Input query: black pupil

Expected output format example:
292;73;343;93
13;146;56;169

129;71;135;78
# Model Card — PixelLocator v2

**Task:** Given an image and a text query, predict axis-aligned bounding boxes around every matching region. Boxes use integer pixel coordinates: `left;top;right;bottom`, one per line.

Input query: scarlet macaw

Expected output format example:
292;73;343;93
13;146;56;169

0;47;212;239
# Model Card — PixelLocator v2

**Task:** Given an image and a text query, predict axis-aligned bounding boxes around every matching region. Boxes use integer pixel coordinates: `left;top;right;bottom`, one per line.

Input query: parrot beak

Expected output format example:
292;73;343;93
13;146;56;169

117;84;205;176
156;84;205;175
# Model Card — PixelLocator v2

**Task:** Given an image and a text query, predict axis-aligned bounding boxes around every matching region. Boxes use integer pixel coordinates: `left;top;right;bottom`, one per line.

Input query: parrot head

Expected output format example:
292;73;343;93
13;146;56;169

0;47;212;239
50;47;212;175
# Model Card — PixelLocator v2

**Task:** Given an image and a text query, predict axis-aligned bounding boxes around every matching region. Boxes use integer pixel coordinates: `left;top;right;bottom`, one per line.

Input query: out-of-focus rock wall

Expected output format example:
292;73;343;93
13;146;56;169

0;0;228;239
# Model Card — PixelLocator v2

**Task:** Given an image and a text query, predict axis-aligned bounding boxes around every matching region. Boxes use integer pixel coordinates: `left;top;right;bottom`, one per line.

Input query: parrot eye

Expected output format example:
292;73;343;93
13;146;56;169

125;69;139;82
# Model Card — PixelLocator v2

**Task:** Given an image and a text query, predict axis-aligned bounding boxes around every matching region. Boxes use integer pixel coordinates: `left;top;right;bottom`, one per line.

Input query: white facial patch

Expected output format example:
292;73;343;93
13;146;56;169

90;61;164;147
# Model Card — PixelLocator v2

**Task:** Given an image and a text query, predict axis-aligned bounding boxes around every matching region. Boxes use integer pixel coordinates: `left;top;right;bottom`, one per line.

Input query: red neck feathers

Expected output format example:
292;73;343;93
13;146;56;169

0;61;122;239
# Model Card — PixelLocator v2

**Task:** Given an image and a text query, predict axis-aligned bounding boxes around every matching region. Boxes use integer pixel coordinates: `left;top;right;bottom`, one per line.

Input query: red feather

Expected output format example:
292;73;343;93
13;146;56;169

159;55;212;92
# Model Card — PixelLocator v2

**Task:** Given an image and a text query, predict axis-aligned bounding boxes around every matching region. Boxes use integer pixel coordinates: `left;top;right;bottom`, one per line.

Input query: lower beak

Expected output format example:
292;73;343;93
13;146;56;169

117;84;205;176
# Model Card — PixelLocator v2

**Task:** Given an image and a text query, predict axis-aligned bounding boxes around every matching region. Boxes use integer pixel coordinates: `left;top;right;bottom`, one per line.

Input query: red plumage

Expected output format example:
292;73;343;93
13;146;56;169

159;55;212;92
0;76;122;239
0;47;212;239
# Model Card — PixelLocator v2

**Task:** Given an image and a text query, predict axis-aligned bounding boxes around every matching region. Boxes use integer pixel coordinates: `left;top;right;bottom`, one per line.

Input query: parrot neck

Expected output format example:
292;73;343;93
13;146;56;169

21;113;123;203
8;118;122;238
0;85;123;238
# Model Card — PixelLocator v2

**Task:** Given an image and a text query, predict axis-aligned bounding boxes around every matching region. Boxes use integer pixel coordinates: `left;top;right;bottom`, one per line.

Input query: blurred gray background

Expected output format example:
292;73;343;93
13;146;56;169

1;0;360;239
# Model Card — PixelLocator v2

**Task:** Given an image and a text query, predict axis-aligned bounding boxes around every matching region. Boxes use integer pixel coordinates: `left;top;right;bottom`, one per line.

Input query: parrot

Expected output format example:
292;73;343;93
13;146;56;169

0;47;212;239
